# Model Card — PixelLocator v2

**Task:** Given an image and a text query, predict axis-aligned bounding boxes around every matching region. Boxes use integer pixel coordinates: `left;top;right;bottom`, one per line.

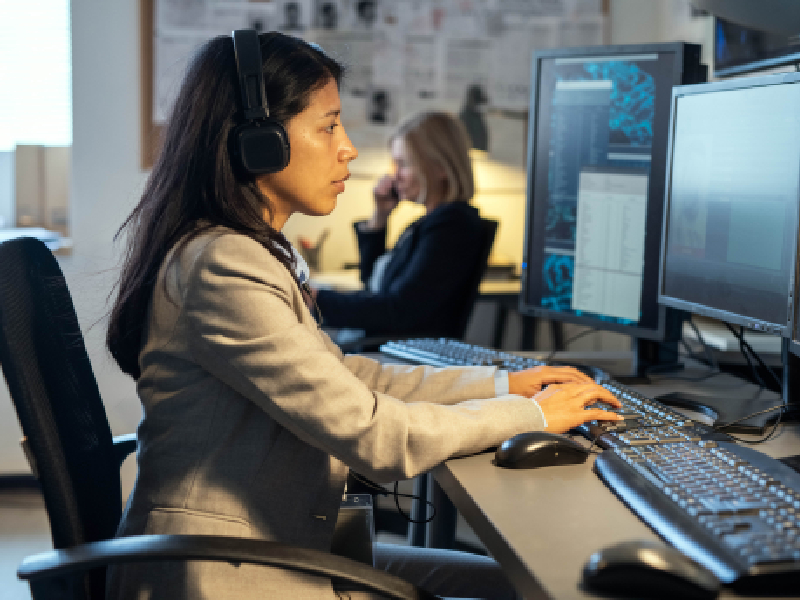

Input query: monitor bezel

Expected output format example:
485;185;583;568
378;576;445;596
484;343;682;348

658;72;800;339
519;43;696;341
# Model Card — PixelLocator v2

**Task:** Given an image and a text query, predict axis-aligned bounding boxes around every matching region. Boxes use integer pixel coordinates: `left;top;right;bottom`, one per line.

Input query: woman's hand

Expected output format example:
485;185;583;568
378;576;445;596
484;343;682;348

508;365;595;397
365;174;400;230
533;383;623;434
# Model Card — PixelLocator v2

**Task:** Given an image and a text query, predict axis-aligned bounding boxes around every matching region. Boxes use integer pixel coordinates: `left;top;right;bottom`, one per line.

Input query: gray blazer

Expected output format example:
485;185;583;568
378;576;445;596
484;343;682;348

107;228;545;599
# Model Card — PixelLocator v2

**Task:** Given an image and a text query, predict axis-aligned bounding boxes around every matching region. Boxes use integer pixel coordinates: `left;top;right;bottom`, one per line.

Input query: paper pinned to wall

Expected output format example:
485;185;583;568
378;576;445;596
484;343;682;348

488;17;560;111
153;0;279;125
443;37;492;104
402;33;440;114
154;33;203;124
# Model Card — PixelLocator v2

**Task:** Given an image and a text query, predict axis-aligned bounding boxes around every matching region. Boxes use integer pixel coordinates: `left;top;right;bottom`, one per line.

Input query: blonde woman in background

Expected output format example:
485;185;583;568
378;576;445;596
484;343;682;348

315;111;488;340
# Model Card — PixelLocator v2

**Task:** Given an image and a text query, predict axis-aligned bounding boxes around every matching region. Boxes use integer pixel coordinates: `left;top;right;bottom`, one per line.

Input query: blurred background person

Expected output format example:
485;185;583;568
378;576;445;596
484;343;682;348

314;111;490;343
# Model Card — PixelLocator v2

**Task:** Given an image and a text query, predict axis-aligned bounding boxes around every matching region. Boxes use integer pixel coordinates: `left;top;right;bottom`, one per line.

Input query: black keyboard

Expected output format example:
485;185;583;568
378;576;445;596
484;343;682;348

579;380;732;449
380;338;729;448
595;441;800;586
379;338;607;381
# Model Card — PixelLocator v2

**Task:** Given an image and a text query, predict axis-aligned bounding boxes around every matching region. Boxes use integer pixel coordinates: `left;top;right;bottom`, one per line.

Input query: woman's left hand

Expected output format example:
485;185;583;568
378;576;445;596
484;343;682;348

507;365;596;397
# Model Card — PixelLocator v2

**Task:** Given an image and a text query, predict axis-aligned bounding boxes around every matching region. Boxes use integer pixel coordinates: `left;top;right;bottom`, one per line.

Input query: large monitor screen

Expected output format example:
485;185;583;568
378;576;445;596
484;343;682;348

521;44;699;339
660;74;800;336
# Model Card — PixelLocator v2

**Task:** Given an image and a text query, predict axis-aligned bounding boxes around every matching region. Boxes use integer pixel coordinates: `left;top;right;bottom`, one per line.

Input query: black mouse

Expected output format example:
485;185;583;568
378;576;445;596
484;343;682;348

494;431;590;469
582;540;720;599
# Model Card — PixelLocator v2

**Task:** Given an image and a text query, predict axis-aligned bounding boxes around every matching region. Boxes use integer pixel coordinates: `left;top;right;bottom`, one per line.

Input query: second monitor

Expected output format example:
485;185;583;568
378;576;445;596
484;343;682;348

520;43;705;376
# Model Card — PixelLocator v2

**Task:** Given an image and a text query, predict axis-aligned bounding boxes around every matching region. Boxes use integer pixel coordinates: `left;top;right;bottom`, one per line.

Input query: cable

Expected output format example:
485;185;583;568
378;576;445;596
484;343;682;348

711;401;787;444
731;324;766;389
348;471;437;524
545;328;597;362
688;320;719;372
725;323;782;390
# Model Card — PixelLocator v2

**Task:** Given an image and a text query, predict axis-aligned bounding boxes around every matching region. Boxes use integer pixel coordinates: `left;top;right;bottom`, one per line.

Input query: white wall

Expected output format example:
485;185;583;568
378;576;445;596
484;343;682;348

0;0;146;492
0;151;13;228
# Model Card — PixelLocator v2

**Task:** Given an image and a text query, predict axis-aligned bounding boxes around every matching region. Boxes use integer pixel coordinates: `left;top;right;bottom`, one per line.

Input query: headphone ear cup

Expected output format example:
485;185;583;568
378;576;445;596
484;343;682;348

230;119;290;175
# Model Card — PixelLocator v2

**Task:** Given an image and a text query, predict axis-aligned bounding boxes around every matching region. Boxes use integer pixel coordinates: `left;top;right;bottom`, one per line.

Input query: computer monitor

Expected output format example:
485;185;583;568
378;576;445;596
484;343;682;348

520;43;705;375
659;72;800;431
714;15;800;78
659;73;800;337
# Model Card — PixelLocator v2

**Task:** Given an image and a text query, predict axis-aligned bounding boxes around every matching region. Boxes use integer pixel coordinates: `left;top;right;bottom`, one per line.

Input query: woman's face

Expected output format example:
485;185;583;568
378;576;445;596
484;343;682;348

391;137;423;204
257;79;358;229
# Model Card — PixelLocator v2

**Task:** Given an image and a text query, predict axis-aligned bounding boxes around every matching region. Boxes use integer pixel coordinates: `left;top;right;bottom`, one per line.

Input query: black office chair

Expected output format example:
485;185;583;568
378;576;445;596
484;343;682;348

0;237;437;600
337;217;499;353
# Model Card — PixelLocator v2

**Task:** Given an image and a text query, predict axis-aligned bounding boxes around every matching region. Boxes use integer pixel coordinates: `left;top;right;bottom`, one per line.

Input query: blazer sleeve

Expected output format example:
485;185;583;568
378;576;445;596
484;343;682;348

353;220;387;285
182;234;544;482
316;210;480;334
316;328;500;405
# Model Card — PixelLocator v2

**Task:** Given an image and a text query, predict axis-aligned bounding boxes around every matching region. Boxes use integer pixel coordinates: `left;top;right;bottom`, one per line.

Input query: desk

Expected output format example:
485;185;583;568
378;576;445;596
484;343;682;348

428;361;799;599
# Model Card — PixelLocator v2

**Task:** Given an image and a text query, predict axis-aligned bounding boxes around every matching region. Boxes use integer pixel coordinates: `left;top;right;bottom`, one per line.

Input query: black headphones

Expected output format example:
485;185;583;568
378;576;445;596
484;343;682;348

229;29;290;175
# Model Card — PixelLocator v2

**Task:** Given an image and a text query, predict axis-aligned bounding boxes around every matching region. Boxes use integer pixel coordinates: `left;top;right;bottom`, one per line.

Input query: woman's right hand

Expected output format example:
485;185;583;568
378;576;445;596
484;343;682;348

533;382;623;434
366;174;401;230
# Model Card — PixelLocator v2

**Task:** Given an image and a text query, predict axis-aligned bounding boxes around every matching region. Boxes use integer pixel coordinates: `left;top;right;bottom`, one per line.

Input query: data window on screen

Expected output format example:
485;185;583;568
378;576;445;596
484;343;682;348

571;169;649;321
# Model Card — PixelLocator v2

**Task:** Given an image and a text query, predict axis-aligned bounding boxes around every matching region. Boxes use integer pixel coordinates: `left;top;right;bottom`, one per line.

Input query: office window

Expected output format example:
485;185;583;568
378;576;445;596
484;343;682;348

0;0;72;151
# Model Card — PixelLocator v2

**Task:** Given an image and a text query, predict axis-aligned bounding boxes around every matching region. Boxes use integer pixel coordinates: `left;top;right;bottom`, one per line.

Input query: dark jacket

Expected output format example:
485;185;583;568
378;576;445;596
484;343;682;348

316;200;483;337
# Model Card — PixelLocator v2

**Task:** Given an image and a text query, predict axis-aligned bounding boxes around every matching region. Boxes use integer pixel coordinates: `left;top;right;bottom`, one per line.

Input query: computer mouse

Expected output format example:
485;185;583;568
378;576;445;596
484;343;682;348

582;540;720;599
494;431;590;469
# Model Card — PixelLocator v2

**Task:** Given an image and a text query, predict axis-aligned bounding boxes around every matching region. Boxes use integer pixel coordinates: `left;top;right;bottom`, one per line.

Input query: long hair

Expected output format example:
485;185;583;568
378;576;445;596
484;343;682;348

107;32;343;379
391;111;475;204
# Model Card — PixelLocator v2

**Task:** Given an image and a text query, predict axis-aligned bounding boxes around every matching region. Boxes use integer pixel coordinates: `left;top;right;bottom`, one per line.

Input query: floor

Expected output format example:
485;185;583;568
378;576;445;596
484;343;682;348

0;488;51;600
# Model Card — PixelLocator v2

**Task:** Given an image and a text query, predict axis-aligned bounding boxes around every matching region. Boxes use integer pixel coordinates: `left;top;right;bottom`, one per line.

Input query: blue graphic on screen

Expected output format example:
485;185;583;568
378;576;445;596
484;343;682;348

540;59;654;326
586;61;655;146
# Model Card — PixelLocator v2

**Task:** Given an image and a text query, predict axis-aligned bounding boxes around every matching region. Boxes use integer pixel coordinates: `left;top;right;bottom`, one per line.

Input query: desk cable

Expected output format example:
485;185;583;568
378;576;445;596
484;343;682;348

725;322;783;391
348;470;437;524
711;402;788;445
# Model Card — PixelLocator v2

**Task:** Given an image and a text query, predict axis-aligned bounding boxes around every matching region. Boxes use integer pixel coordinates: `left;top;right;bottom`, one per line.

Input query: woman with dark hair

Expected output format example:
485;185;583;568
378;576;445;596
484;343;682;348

106;31;621;599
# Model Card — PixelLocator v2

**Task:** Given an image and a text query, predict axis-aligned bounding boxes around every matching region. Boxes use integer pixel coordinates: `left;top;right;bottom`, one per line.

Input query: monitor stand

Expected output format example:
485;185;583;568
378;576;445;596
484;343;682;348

630;338;683;380
617;311;686;384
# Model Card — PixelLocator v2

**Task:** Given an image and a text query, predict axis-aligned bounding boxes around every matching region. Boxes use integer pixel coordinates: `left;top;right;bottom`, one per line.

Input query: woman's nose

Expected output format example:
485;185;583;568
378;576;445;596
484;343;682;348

340;133;358;162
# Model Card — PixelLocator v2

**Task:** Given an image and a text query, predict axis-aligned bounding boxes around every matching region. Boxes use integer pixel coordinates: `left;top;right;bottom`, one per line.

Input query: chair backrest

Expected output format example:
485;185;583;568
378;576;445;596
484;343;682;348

0;238;123;552
451;217;498;338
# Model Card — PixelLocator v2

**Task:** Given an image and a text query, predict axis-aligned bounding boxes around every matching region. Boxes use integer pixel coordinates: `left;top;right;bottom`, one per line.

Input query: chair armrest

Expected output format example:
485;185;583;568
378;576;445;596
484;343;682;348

17;534;438;600
112;433;137;467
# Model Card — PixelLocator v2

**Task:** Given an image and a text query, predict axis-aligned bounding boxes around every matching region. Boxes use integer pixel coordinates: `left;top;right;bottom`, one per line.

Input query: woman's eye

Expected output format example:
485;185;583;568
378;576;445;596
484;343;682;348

325;123;338;133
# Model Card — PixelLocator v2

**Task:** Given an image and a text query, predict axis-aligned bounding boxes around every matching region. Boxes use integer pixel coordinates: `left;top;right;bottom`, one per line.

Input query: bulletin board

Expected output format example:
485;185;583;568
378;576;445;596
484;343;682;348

140;0;609;170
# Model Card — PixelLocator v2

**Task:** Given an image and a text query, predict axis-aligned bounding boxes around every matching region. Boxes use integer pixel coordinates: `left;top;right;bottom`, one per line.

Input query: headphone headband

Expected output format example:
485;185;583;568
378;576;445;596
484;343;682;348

232;29;269;121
